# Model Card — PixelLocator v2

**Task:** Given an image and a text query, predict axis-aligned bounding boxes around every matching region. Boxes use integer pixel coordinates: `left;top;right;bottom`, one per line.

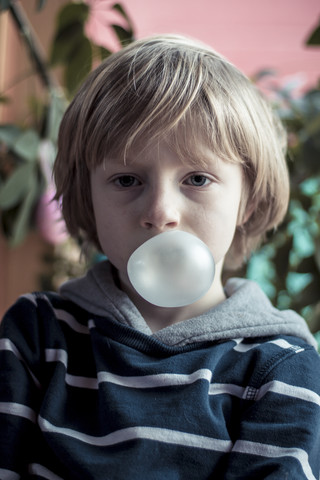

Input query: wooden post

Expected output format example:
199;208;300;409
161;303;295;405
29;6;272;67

0;232;52;317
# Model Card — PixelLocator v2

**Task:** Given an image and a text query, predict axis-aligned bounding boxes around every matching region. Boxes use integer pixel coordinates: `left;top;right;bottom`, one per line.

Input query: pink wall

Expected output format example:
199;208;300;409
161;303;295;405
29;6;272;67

87;0;320;88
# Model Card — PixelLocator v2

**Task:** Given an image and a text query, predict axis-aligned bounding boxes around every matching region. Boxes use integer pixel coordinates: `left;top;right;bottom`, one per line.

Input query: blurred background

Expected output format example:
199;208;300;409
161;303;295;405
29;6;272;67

0;0;319;342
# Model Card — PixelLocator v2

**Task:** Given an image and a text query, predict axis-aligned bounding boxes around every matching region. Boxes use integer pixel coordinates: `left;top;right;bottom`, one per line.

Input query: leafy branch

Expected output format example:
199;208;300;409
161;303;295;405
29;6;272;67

242;49;320;337
0;0;134;246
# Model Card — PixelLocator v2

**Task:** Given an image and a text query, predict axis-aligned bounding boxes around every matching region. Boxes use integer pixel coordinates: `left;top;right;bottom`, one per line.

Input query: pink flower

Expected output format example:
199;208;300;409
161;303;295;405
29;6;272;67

36;183;69;245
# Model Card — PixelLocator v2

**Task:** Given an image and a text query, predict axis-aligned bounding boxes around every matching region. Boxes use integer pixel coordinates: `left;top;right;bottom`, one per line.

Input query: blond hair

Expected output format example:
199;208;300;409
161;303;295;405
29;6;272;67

54;34;289;269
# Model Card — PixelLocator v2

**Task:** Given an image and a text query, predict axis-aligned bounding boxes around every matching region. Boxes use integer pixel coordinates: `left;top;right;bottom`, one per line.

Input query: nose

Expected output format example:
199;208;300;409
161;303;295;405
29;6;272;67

140;185;180;231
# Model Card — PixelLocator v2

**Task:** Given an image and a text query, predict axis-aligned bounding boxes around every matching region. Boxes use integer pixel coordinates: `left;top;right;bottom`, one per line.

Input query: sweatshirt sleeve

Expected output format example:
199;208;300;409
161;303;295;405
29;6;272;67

225;343;320;480
0;295;46;477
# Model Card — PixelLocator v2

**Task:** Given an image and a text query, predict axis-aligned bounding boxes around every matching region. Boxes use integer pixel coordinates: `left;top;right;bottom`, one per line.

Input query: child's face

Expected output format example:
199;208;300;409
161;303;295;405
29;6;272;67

90;141;244;295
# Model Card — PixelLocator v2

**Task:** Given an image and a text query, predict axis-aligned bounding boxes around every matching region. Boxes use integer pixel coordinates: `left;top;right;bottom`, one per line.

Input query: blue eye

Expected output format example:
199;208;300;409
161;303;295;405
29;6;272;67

115;175;139;187
186;175;210;187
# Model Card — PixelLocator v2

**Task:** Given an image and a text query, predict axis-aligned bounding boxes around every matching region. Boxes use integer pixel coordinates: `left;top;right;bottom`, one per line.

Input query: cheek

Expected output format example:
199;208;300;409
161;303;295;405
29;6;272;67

201;204;241;262
206;223;237;262
92;205;119;251
93;209;136;270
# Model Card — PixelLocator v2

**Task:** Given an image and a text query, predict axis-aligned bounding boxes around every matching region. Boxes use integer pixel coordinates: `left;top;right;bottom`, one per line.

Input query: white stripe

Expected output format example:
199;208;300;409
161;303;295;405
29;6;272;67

233;338;304;353
20;293;37;306
65;373;98;389
53;309;89;334
269;339;304;351
256;380;320;406
39;416;232;452
49;359;211;391
209;383;246;398
45;349;68;368
0;338;41;388
45;351;97;389
233;341;261;352
0;402;37;423
49;347;193;392
209;379;320;407
0;468;20;480
97;368;212;389
0;338;24;360
233;440;316;480
88;319;96;329
28;464;63;480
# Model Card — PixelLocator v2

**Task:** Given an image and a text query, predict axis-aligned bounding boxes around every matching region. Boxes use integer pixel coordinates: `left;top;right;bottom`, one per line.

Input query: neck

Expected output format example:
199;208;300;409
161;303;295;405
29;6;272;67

120;261;226;333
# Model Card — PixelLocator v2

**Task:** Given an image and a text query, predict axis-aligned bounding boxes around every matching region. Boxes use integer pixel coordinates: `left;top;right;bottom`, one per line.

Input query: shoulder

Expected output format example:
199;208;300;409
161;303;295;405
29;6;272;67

223;278;317;349
0;291;91;351
0;292;94;386
1;291;89;323
234;335;320;398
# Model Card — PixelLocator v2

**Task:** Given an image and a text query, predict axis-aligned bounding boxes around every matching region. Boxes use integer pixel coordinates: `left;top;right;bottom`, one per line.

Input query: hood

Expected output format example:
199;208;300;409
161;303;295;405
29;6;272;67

59;260;317;348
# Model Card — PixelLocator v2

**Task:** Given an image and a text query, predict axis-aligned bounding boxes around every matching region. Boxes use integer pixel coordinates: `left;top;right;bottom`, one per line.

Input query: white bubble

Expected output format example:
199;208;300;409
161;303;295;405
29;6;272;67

127;231;215;307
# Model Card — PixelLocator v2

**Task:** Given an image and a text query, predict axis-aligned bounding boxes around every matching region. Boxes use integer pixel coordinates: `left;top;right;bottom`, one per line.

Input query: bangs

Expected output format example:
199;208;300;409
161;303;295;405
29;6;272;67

102;113;247;170
80;37;249;170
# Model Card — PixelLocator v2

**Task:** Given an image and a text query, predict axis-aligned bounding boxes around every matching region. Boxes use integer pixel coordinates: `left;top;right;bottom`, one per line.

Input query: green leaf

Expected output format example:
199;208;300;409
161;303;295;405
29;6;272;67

296;255;318;274
47;89;67;143
112;3;134;30
12;129;40;162
99;46;112;61
9;173;39;247
50;1;91;92
112;24;134;46
302;113;320;139
0;93;10;104
0;163;35;209
0;124;21;148
54;3;89;31
49;5;93;96
273;236;293;281
252;69;277;82
50;23;85;66
315;238;320;272
111;4;135;45
306;24;320;46
65;36;92;95
293;277;320;310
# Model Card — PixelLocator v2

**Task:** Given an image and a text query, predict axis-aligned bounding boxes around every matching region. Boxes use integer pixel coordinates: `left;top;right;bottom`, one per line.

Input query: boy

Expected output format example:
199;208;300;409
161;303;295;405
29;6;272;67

1;34;320;479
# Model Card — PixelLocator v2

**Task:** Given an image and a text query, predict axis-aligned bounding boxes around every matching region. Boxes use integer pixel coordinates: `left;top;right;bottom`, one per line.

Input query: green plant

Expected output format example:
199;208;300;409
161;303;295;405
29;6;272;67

49;2;134;97
243;24;320;338
0;0;134;246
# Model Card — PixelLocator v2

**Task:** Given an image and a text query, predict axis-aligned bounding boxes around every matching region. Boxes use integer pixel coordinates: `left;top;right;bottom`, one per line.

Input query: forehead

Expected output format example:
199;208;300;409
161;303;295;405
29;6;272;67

104;139;218;168
102;123;244;170
100;140;245;184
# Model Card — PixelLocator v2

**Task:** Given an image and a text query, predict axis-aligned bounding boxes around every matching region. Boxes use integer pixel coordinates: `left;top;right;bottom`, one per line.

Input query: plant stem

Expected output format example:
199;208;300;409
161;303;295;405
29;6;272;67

8;0;56;90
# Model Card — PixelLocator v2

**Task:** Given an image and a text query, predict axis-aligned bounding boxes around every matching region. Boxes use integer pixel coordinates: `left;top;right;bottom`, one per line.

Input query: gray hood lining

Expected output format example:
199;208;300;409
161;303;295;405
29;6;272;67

59;261;317;348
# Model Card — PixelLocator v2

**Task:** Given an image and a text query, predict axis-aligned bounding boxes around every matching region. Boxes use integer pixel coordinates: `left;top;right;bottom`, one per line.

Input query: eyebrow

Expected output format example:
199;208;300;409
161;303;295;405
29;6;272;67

102;157;129;170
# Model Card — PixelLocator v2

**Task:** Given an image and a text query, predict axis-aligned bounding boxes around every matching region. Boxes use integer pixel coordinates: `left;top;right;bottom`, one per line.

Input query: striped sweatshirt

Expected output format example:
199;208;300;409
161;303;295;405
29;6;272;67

1;260;320;480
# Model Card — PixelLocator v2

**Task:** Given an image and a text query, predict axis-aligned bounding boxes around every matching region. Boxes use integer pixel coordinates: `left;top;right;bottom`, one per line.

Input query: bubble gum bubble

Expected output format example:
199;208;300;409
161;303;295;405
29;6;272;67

127;231;215;308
